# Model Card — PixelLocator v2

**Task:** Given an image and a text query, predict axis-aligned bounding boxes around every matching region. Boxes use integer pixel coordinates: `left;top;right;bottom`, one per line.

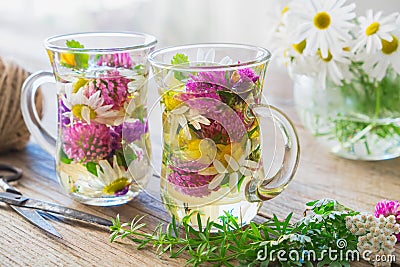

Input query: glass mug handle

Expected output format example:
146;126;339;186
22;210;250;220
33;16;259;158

20;71;57;156
245;104;300;202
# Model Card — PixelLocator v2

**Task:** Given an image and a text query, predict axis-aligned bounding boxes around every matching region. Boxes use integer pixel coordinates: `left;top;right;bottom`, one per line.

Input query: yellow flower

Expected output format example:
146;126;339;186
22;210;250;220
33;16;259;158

60;53;76;67
162;90;183;111
182;138;216;165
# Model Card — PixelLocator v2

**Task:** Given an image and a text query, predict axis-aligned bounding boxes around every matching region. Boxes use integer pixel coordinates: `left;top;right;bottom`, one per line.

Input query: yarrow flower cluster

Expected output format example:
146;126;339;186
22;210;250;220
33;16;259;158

272;0;400;84
346;213;400;267
375;200;400;241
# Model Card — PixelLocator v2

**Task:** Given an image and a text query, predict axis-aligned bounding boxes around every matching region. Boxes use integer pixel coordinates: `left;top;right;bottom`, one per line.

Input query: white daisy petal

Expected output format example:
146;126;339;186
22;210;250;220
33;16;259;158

81;106;91;124
224;154;239;172
244;160;259;170
213;159;227;173
239;166;254;177
208;173;225;190
229;172;238;192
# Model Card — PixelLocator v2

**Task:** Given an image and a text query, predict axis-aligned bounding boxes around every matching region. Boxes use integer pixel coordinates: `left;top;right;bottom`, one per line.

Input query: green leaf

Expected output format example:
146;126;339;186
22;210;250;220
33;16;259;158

171;53;189;65
60;148;73;164
85;162;98;176
170;53;189;81
65;39;89;69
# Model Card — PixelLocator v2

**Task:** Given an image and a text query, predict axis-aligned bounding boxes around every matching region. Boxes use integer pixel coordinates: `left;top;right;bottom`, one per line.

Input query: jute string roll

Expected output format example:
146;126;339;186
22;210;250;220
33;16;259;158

0;57;43;153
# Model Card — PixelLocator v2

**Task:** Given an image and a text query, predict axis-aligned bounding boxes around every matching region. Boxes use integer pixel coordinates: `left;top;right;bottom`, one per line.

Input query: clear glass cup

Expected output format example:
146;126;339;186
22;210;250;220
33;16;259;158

21;32;156;206
149;43;300;226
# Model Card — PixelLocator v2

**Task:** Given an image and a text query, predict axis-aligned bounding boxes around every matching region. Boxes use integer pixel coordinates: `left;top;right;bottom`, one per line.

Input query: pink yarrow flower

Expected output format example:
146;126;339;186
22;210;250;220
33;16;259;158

374;200;400;241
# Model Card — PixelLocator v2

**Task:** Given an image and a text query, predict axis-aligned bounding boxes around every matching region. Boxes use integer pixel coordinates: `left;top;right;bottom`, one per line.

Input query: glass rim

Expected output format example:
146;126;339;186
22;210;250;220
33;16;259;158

44;31;157;53
148;43;271;71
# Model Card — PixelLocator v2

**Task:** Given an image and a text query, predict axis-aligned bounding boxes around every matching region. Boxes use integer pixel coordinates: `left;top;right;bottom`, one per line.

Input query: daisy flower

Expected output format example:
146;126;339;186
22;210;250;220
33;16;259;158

62;85;122;126
359;33;400;80
313;48;353;86
74;155;148;197
352;10;398;54
288;0;356;58
168;104;210;140
199;140;258;193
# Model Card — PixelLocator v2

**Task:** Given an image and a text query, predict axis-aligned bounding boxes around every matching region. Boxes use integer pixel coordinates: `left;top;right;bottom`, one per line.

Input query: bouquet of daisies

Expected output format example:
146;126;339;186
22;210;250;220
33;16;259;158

273;0;400;85
271;0;400;159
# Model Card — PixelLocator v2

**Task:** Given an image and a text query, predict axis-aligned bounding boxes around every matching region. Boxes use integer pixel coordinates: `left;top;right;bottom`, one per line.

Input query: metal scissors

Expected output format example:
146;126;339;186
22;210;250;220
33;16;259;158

0;163;112;238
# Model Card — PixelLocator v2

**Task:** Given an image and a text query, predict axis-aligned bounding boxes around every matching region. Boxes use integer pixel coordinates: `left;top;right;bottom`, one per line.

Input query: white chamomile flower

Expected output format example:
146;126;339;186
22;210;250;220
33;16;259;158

353;10;399;54
199;140;258;193
127;74;146;94
359;33;400;80
288;0;355;58
313;48;352;86
169;104;210;140
62;86;122;126
74;155;148;197
196;48;233;66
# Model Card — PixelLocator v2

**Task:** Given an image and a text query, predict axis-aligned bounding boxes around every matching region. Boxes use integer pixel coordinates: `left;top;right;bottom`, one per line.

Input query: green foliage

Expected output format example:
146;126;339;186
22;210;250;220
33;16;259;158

85;162;98;176
171;53;189;81
64;39;89;69
60;148;73;164
110;199;360;266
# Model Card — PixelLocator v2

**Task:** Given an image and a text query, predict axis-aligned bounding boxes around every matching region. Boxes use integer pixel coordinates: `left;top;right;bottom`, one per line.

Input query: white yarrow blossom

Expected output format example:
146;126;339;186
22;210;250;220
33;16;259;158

288;0;356;58
352;10;399;54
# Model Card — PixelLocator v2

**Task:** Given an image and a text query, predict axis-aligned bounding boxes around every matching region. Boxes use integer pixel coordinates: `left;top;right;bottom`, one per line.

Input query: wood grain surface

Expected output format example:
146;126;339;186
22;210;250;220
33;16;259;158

0;72;399;266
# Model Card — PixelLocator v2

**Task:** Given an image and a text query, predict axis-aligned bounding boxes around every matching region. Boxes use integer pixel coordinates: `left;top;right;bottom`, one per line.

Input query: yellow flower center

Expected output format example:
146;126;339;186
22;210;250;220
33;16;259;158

314;12;331;30
281;6;289;15
366;22;380;36
292;40;307;54
103;177;130;195
71;104;96;120
381;36;399;55
317;50;333;62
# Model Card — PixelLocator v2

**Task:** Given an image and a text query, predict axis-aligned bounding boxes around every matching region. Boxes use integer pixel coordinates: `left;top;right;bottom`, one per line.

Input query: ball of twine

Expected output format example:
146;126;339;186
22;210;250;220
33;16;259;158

0;57;43;153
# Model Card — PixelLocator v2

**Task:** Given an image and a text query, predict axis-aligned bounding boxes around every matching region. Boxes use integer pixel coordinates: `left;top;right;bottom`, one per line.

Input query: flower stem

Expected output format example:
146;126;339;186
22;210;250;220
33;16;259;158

374;84;381;118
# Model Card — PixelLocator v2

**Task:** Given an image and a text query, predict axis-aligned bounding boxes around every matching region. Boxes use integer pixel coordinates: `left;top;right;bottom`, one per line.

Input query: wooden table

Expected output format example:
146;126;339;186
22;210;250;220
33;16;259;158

0;70;399;266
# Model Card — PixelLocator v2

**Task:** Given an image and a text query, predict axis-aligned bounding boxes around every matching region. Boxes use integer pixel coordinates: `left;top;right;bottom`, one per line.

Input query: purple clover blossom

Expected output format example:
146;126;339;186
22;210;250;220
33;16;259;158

85;70;130;110
374;200;400;241
238;68;259;83
122;120;148;143
97;53;133;68
63;122;112;163
167;166;216;197
181;97;247;143
183;71;228;101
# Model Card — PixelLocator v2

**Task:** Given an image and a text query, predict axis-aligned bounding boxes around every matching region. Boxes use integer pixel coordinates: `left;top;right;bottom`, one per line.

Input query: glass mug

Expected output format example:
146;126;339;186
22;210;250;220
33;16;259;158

21;32;157;206
149;44;300;226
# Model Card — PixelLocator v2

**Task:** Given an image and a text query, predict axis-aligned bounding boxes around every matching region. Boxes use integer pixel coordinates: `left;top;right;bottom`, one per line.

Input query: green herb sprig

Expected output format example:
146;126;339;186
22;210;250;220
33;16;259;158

110;199;359;267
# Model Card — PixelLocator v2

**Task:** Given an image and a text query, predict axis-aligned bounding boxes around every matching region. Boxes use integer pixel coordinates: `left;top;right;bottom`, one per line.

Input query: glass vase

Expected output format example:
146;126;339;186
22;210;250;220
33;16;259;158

294;72;400;160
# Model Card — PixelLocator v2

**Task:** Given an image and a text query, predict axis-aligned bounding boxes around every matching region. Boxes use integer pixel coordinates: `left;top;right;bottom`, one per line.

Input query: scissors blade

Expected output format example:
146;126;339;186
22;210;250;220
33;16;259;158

10;205;62;238
0;192;112;226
